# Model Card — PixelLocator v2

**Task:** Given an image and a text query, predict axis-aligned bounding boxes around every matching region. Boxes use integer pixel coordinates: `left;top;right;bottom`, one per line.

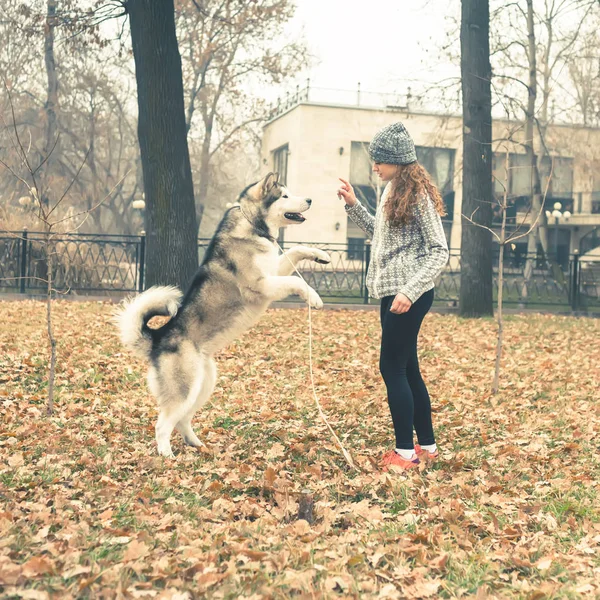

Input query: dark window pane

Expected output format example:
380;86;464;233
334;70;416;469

509;154;533;197
350;141;373;186
541;156;573;197
347;237;365;260
492;152;509;197
415;146;455;196
444;191;455;221
354;184;378;215
273;144;289;242
273;144;289;186
349;141;384;216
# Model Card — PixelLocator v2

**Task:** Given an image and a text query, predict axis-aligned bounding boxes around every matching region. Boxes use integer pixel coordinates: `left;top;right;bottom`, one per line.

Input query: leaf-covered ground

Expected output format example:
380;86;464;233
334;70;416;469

0;301;599;599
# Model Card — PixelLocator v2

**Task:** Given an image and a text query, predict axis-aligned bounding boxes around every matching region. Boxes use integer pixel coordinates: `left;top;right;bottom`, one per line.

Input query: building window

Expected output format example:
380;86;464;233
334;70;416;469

492;153;574;224
347;237;365;260
273;144;288;185
415;146;456;220
590;171;600;213
541;156;574;199
349;141;382;215
273;144;289;243
347;142;384;248
492;153;521;223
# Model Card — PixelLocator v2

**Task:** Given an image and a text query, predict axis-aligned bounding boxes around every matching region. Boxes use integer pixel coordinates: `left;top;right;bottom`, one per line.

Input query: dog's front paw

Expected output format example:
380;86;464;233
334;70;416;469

313;249;331;265
157;442;176;459
307;288;324;310
158;449;176;459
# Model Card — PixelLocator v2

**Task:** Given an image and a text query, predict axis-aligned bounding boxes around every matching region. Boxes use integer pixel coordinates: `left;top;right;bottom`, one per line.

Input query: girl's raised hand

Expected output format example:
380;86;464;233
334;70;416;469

337;177;358;207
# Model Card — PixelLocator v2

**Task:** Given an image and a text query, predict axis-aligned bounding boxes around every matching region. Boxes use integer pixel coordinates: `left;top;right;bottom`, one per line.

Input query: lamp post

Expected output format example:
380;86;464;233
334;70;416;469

545;201;571;261
131;195;147;291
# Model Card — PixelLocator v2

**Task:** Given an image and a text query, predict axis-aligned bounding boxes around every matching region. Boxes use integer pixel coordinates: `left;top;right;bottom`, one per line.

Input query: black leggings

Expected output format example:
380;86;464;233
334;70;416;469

379;289;435;450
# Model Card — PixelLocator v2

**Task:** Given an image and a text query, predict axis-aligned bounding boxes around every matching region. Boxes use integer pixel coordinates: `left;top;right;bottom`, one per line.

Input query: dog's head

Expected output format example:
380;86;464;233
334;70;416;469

240;172;312;228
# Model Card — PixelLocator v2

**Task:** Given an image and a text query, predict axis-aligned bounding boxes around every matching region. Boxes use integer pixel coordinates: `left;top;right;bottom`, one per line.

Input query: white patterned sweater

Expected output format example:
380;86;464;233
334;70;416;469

345;183;449;302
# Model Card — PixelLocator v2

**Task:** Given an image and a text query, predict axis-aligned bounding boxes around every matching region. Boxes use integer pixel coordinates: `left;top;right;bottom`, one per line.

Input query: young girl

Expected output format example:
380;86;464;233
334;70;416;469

337;122;449;470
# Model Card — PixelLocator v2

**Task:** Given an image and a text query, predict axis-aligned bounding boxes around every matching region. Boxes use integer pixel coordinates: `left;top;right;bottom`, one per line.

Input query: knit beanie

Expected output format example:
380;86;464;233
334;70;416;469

369;122;417;165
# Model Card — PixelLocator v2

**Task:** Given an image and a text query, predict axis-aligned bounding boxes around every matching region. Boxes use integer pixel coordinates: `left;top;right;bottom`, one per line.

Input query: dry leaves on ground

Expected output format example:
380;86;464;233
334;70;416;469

0;300;599;599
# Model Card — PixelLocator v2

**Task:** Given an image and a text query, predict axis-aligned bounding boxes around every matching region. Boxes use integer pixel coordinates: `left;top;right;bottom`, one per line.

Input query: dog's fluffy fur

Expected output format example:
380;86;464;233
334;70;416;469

116;173;330;457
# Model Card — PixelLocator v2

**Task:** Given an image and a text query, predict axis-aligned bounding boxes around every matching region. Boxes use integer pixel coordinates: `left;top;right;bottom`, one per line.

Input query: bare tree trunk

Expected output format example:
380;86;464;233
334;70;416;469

42;0;59;185
43;0;58;416
37;0;59;288
493;243;505;394
127;0;199;290
45;233;56;415
521;0;550;299
459;0;494;317
493;149;510;395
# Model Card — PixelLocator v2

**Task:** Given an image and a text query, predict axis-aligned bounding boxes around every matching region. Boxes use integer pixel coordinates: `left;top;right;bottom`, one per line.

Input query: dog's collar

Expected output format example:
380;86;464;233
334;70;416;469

234;205;276;243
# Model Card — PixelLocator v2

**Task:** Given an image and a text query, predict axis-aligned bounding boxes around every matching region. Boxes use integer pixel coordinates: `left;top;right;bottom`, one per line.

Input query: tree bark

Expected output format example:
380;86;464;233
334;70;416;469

45;235;56;416
127;0;198;290
40;0;59;415
42;0;59;181
493;148;510;395
521;0;550;299
35;0;59;297
460;0;494;317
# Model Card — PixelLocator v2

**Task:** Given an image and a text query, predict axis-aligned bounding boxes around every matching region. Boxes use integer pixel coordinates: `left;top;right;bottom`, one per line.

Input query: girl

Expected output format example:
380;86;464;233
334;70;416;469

337;121;449;470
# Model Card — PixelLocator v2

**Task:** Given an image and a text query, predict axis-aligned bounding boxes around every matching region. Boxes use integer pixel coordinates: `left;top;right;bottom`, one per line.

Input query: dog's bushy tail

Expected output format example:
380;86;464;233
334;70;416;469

115;286;183;359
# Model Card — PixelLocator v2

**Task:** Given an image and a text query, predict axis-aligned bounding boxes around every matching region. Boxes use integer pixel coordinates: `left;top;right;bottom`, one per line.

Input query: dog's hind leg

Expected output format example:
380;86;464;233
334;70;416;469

176;356;217;449
156;372;204;458
176;421;203;449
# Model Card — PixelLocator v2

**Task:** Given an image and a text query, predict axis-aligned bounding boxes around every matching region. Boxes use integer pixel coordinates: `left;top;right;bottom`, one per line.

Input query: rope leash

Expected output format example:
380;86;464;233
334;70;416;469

236;204;357;470
275;240;357;471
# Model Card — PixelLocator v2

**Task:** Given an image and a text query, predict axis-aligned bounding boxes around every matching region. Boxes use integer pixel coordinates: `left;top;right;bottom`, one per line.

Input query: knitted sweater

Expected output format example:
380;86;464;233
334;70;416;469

345;184;449;301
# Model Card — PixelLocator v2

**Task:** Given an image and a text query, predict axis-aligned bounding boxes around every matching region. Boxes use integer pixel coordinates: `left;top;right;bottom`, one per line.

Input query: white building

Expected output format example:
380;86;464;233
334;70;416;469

261;83;600;263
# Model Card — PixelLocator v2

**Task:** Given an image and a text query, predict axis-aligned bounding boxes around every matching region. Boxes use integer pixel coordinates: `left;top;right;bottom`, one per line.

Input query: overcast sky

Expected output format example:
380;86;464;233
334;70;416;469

282;0;460;97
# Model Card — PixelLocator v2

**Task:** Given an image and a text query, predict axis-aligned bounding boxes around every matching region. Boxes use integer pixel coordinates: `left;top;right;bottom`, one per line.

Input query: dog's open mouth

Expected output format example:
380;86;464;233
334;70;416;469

284;212;306;223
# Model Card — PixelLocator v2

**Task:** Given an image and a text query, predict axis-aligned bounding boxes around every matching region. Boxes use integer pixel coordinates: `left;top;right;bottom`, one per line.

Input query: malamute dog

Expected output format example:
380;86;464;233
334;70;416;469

116;173;330;457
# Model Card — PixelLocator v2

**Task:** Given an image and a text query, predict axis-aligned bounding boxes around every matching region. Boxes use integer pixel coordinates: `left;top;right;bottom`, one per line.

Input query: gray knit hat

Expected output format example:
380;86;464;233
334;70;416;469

369;122;417;165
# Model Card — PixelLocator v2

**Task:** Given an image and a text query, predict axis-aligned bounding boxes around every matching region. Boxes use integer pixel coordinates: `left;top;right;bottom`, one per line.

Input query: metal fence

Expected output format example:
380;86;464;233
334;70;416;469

1;229;599;311
0;231;143;294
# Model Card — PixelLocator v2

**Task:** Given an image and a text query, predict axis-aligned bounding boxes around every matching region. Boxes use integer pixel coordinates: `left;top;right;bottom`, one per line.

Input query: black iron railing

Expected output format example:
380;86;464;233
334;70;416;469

0;231;143;294
1;229;599;311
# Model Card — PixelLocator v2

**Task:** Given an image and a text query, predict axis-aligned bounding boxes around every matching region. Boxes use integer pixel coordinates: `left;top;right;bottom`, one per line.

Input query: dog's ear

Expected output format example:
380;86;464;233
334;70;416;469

261;172;279;197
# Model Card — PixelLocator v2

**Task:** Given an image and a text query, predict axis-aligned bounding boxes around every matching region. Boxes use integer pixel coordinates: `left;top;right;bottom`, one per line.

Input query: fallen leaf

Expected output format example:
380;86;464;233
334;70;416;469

123;540;150;562
22;556;54;577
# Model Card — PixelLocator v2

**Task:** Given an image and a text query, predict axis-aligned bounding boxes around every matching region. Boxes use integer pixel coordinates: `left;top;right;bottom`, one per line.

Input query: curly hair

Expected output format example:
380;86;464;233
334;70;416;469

384;162;446;227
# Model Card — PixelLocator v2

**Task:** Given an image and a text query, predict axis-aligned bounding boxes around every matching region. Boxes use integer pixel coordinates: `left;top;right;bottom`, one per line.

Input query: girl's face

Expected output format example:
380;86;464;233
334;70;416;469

372;162;399;182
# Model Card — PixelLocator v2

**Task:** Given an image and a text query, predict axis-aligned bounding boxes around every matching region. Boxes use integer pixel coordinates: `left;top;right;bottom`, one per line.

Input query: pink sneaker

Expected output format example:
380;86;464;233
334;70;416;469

381;450;420;471
415;444;439;462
